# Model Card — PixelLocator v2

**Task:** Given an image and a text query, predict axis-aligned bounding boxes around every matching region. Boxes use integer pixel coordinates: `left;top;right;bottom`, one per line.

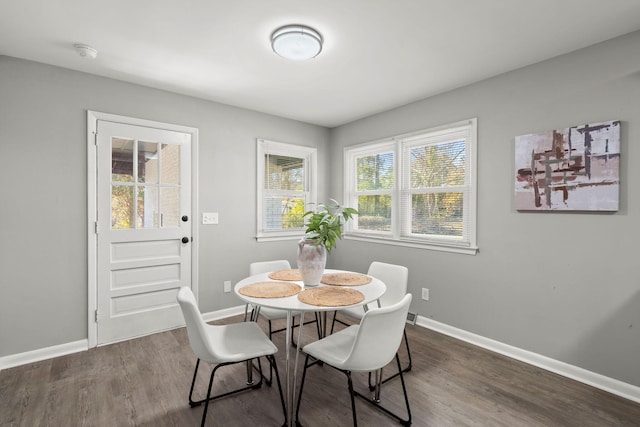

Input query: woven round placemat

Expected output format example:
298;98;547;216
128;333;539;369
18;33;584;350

268;269;302;281
321;272;372;286
238;281;301;298
298;287;364;307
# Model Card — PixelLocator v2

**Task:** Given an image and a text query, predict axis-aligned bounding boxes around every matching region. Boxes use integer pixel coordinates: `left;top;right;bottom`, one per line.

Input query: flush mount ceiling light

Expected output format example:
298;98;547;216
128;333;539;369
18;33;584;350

271;25;323;61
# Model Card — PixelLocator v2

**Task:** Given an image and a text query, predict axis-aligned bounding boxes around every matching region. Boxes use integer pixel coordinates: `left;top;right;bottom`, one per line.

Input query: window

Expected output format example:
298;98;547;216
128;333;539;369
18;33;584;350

344;119;477;254
257;139;317;241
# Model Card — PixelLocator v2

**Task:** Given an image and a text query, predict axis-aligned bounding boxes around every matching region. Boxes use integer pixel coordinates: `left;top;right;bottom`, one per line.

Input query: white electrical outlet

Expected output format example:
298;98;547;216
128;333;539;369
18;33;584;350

223;280;231;293
421;288;429;301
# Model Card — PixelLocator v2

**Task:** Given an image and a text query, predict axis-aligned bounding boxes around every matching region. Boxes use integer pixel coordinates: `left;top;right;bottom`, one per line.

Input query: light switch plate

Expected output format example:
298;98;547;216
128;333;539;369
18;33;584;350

202;212;219;225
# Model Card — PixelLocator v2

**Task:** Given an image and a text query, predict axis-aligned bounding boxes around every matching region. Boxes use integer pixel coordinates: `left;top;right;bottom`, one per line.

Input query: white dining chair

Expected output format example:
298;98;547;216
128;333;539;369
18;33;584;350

176;287;287;427
243;260;293;321
247;260;320;343
295;294;413;426
247;260;320;385
330;261;413;381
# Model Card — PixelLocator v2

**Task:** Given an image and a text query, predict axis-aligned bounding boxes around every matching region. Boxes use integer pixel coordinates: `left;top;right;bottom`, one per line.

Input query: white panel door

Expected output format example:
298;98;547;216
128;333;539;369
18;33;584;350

96;120;191;345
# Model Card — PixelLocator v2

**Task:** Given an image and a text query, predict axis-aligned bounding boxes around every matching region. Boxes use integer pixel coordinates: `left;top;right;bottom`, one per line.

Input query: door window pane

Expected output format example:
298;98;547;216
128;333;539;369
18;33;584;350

137;186;158;228
112;185;134;229
111;138;134;182
161;144;180;185
138;141;159;184
160;187;180;227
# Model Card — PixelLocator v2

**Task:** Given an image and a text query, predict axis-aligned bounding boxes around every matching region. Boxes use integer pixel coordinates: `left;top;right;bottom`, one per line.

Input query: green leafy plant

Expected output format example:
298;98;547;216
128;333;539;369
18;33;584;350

302;199;358;253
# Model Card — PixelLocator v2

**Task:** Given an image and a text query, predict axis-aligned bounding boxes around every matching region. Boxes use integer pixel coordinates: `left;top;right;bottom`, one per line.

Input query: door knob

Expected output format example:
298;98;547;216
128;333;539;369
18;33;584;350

182;237;189;244
182;215;188;222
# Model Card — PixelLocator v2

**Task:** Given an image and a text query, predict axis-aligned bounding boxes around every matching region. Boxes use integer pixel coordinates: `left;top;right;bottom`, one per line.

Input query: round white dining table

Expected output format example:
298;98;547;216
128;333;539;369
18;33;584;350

234;269;386;427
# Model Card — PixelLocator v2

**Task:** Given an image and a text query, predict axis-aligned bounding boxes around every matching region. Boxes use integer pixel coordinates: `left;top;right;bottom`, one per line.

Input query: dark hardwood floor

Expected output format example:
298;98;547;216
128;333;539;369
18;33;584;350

2;314;639;426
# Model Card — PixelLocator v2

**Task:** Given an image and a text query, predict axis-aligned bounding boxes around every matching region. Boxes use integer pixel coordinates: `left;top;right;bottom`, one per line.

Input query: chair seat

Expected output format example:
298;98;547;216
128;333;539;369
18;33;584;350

258;306;304;321
303;325;359;370
202;322;278;364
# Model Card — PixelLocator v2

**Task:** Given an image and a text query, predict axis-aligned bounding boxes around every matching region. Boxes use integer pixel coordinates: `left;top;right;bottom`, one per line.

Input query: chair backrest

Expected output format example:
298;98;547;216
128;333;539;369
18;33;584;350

177;287;217;363
250;259;291;276
342;293;412;372
368;261;408;308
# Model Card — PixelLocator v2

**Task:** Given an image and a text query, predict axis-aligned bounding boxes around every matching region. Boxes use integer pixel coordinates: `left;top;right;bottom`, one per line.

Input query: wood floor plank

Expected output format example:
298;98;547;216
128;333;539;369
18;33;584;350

1;315;639;426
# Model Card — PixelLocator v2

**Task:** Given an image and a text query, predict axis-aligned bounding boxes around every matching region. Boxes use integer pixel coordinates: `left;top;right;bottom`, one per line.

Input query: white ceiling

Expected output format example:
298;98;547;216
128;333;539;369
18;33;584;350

2;1;640;127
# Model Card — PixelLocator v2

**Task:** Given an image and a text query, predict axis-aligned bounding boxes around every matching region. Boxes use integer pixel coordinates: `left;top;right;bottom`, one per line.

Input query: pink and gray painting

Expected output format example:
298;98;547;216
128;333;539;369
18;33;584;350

515;120;620;211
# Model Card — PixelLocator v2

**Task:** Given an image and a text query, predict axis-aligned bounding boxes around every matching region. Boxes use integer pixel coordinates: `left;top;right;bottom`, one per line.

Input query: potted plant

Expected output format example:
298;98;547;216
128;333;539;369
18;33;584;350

297;200;358;286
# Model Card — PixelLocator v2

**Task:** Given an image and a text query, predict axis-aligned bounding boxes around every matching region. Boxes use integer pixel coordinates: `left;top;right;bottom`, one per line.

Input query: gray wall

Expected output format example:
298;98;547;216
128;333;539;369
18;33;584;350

0;55;329;356
1;29;639;389
328;31;640;387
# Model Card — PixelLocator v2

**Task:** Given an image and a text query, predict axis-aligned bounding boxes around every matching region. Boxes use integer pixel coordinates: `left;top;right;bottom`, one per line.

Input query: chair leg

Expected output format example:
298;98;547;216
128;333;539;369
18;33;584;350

291;314;319;345
291;313;322;346
330;311;351;335
368;329;412;390
290;316;299;347
251;356;272;387
346;371;358;427
294;354;311;424
267;320;274;384
267;354;288;426
246;357;255;386
396;353;413;426
403;329;413;372
299;354;410;426
188;358;202;407
268;314;321;340
373;369;382;402
187;358;266;425
330;310;337;334
255;355;269;386
315;312;322;339
352;353;412;426
200;364;217;427
387;329;412;377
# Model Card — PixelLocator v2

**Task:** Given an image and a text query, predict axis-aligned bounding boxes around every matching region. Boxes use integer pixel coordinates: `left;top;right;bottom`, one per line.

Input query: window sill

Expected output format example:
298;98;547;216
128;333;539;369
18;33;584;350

344;234;479;255
256;233;304;243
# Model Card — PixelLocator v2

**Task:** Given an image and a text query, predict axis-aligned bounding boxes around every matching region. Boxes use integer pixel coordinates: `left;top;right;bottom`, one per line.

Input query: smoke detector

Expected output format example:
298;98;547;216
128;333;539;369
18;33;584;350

74;44;98;59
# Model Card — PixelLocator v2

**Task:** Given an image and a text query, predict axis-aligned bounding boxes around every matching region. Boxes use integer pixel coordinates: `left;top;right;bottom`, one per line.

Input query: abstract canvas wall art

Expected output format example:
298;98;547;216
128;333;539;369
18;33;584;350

515;120;620;211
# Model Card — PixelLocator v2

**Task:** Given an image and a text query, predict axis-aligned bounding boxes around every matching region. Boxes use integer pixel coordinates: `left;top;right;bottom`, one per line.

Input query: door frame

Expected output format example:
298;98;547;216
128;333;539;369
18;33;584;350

87;110;199;348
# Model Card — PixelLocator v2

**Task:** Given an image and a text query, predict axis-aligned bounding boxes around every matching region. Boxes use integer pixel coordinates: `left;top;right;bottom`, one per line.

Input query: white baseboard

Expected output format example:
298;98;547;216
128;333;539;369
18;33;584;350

416;315;640;404
0;339;88;371
202;305;245;323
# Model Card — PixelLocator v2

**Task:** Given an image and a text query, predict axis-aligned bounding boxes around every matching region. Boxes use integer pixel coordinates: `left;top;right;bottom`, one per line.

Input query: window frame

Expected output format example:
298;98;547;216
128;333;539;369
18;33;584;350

256;138;317;242
343;118;478;255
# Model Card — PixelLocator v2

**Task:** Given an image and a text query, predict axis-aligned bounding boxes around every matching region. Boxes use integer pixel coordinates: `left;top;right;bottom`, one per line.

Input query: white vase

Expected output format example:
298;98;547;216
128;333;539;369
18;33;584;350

297;239;327;287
